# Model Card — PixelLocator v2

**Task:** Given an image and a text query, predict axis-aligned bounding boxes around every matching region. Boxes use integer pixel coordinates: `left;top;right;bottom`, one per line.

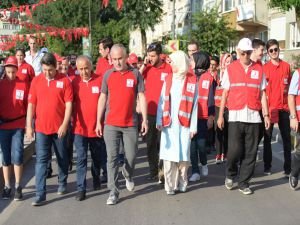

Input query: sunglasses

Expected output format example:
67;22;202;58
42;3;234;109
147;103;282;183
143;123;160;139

240;50;252;56
269;48;278;53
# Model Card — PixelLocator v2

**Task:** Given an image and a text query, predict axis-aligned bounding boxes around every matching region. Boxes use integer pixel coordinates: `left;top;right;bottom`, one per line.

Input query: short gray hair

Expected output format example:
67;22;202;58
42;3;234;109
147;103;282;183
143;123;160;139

110;44;127;57
76;55;93;67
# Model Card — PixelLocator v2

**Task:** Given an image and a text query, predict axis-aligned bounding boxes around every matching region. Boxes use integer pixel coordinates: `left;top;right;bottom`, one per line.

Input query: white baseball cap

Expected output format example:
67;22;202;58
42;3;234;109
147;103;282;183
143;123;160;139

237;38;253;51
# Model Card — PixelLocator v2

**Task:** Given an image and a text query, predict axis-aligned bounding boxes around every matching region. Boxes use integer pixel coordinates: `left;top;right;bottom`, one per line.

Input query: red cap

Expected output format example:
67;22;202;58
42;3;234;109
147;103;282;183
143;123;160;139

4;56;18;68
160;53;168;61
128;53;138;64
54;53;63;63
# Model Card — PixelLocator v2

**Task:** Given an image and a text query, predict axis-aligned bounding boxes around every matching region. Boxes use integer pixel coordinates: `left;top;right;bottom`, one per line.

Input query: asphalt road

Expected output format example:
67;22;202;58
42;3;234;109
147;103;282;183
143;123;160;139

0;135;300;225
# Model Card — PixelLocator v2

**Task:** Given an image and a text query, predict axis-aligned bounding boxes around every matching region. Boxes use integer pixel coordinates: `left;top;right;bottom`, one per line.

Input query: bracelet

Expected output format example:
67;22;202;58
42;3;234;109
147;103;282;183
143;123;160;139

263;114;269;118
289;114;297;120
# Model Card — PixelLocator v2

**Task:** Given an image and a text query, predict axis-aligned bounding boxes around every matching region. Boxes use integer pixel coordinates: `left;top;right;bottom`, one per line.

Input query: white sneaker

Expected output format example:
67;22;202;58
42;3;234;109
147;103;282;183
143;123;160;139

202;165;208;176
189;173;200;182
122;169;135;191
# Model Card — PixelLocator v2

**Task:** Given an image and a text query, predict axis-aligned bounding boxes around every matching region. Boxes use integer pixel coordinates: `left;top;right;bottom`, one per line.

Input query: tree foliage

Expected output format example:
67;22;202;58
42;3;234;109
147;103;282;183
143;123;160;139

0;0;36;9
121;0;163;53
269;0;300;15
191;8;237;55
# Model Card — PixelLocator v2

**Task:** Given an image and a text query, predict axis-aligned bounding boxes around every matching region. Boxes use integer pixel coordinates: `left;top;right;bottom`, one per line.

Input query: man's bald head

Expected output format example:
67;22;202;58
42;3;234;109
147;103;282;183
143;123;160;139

76;55;93;80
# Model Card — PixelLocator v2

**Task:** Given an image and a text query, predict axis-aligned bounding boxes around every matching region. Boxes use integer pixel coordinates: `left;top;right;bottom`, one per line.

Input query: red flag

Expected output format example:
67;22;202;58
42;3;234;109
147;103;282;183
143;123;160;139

117;0;123;10
102;0;109;8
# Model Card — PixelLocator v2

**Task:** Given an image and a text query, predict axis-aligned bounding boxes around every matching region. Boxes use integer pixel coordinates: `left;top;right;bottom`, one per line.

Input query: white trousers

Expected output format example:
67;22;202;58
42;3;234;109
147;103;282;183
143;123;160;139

163;160;189;192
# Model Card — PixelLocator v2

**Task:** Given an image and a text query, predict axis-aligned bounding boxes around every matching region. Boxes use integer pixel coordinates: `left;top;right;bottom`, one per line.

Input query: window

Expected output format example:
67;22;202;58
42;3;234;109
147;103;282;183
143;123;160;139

223;0;235;12
3;24;10;30
290;22;300;49
259;31;268;43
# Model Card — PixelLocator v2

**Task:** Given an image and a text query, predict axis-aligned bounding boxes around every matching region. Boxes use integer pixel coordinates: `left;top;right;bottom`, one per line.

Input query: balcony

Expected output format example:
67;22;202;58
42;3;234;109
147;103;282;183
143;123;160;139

222;0;268;32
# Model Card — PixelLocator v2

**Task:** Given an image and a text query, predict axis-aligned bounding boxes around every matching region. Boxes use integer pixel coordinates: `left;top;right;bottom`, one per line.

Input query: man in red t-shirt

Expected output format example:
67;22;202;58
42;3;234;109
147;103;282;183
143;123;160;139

67;54;79;79
263;39;292;177
139;42;172;181
96;44;148;205
0;56;28;201
26;53;73;206
95;37;114;77
72;56;107;201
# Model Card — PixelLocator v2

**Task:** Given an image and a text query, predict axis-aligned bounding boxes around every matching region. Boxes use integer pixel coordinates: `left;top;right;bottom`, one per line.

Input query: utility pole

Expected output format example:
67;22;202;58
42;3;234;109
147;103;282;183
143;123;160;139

88;0;92;56
172;0;176;39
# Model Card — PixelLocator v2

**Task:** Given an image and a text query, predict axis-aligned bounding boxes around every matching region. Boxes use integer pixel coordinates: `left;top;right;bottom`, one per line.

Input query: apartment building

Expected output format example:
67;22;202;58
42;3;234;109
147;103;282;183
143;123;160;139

0;19;21;54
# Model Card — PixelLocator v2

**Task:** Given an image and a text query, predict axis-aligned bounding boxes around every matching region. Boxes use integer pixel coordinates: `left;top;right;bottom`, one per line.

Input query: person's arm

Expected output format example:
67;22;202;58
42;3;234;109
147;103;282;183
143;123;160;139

261;90;270;130
95;93;107;137
26;103;36;140
57;102;72;138
217;69;229;130
138;92;148;136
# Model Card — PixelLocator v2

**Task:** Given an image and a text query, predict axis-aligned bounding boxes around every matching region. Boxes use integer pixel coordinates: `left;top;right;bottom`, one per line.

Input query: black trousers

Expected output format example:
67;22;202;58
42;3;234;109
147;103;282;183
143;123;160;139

215;107;228;156
291;128;300;177
227;122;260;189
263;110;291;173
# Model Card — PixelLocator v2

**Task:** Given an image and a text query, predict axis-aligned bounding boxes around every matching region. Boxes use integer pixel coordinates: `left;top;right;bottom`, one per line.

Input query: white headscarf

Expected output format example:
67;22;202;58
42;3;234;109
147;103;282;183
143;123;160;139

169;50;190;80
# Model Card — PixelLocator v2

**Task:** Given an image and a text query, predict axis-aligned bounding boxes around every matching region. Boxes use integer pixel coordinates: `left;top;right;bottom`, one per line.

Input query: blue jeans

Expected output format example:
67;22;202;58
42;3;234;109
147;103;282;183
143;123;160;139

190;119;208;174
0;129;24;166
74;135;106;192
35;132;69;198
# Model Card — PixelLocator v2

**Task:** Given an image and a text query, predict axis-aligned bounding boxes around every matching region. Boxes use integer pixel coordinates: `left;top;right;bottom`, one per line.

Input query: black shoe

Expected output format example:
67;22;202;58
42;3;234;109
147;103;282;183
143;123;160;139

2;186;12;200
75;191;86;201
14;186;23;201
46;170;52;179
93;178;101;190
289;175;298;190
101;175;107;184
264;168;271;175
31;196;46;206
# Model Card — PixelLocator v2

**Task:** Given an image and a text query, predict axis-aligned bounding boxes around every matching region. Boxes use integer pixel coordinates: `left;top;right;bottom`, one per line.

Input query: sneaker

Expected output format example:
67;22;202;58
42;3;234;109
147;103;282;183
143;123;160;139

225;178;233;190
221;154;227;162
2;186;12;200
14;186;23;201
106;192;119;205
289;175;298;190
122;169;135;191
57;185;67;195
178;186;187;193
166;190;175;195
93;178;101;191
264;168;272;176
215;154;221;164
189;173;200;182
239;187;253;195
202;165;208;176
31;196;46;206
75;191;86;201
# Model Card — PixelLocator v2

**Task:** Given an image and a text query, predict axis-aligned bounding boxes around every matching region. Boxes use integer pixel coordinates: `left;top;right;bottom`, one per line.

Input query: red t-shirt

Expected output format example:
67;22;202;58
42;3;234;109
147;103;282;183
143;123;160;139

0;78;28;130
264;60;291;110
101;68;145;127
28;73;73;135
72;73;102;137
95;57;113;77
68;66;80;81
143;62;172;116
17;61;35;84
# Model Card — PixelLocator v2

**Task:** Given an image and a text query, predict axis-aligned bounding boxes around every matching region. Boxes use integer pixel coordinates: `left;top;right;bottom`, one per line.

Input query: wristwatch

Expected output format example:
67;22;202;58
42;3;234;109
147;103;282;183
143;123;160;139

289;114;297;119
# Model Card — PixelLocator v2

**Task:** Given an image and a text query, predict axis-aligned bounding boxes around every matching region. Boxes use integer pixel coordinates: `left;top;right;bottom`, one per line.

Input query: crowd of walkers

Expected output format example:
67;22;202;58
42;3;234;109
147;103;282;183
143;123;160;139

0;35;300;206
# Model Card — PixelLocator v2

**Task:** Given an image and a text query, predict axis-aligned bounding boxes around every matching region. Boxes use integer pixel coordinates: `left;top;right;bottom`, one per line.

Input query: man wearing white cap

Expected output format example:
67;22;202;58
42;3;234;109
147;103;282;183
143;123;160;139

217;38;270;195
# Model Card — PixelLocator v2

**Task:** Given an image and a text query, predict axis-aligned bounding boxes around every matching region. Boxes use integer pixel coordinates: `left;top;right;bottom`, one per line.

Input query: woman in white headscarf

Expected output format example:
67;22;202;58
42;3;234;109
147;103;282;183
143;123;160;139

156;50;198;195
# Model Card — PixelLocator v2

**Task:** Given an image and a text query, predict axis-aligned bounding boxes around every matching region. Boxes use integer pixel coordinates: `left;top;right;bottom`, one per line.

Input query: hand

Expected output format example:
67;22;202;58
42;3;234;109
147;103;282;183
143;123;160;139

156;124;162;131
143;56;149;65
207;116;214;129
95;122;103;137
190;131;197;139
140;120;148;136
217;116;224;130
26;126;34;141
290;118;298;133
57;123;68;138
263;116;271;130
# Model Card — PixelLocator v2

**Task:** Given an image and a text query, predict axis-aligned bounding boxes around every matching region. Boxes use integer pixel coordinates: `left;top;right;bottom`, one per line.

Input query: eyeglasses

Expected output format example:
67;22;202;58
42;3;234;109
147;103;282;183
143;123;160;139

240;50;252;56
269;48;278;53
147;43;161;52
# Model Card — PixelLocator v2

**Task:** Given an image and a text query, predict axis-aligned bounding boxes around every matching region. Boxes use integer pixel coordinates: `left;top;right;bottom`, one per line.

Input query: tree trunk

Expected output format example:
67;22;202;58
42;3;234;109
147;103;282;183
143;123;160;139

141;28;147;56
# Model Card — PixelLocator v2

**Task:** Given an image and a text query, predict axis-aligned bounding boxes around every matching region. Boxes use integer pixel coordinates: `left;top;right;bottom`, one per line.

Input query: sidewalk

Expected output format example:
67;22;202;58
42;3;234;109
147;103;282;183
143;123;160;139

0;136;300;225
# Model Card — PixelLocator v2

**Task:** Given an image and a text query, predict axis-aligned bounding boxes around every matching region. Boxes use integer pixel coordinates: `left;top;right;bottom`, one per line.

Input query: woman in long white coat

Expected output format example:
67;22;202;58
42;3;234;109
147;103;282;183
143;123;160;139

156;51;198;195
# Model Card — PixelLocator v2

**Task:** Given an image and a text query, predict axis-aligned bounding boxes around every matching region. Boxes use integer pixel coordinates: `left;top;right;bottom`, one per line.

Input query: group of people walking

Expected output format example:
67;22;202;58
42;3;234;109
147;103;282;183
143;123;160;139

0;35;299;207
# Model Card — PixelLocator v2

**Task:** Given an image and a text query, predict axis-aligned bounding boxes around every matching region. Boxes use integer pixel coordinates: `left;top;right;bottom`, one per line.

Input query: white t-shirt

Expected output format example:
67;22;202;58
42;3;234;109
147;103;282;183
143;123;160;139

288;70;299;95
25;50;44;76
221;65;267;123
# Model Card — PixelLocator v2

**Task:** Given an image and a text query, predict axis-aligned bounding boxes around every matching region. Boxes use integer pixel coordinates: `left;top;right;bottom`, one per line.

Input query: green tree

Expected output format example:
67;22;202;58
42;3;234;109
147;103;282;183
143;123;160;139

191;8;237;55
269;0;300;15
0;0;36;9
121;0;163;54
